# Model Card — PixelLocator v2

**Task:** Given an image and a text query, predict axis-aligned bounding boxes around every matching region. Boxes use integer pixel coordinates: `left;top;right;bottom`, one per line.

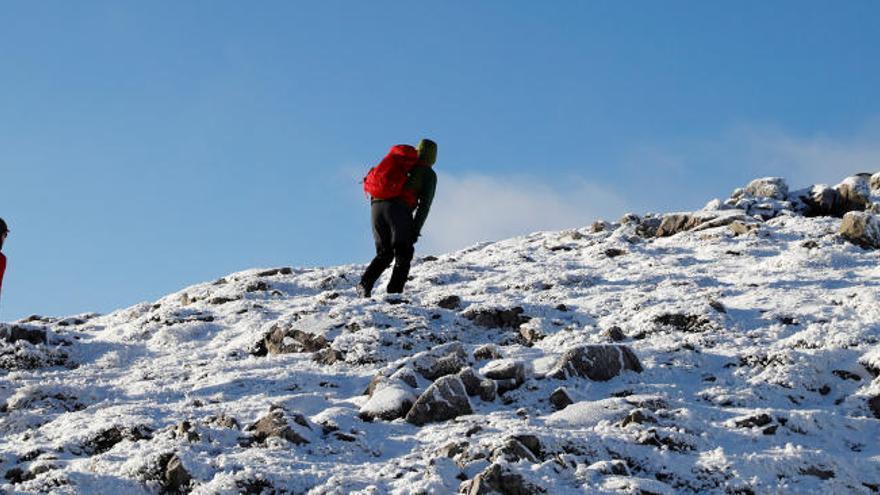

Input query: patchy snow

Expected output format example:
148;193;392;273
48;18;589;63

2;175;880;494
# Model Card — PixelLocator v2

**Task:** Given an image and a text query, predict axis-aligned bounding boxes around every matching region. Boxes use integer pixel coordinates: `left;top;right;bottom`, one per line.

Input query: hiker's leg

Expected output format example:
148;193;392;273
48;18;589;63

387;201;416;294
360;202;393;292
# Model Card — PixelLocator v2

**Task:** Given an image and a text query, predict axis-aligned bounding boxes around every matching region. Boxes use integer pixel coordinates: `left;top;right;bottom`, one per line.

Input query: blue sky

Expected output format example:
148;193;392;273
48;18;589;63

1;1;879;320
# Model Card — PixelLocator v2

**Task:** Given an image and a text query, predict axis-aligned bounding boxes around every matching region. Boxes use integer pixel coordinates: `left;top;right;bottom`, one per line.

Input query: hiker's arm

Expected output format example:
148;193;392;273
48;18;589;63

412;171;436;239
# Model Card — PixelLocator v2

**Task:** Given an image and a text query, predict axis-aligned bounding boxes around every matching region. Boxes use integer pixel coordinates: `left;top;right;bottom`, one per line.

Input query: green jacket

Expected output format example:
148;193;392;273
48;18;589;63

404;165;437;238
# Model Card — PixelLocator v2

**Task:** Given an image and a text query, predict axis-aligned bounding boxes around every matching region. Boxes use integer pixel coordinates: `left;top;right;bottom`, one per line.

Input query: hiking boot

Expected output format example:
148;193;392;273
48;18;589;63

356;283;372;299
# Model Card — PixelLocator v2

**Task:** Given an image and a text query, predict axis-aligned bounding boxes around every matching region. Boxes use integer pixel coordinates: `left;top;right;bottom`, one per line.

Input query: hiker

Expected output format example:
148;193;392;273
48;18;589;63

0;218;8;305
358;139;437;297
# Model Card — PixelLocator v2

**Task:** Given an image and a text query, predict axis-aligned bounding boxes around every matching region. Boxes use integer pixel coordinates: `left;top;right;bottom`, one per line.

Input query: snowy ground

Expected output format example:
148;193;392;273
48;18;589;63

2;179;880;494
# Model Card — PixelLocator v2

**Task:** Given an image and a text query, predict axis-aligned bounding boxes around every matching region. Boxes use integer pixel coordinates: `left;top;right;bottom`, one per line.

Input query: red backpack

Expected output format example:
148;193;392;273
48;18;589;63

363;145;419;200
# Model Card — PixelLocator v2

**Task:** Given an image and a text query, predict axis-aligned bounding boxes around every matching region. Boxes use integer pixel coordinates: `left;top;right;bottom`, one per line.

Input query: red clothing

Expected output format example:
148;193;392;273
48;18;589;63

0;253;5;296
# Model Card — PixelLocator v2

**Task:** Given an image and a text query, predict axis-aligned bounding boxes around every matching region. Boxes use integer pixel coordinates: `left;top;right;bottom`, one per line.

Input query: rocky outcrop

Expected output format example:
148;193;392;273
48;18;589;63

359;385;417;422
465;463;546;495
405;376;473;426
840;211;880;248
245;407;312;446
548;345;642;381
412;342;469;380
251;323;329;356
463;307;530;329
481;359;527;393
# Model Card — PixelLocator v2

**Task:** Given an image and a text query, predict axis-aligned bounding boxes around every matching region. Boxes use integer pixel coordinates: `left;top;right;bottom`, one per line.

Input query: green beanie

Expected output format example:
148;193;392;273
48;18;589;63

417;139;437;166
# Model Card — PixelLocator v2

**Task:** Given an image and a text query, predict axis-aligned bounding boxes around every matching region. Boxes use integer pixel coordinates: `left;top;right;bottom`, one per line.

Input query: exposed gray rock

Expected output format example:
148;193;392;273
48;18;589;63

653;313;712;333
518;326;545;345
83;425;153;456
548;345;642;381
656;214;702;237
466;463;546;495
0;325;47;345
313;348;345;365
586;460;629;476
492;438;538;463
359;384;416;422
744;177;788;200
163;455;192;494
437;295;462;310
457;367;483;397
871;172;880;192
481;359;527;393
405;376;473;426
257;267;293;277
605;326;625;342
868;396;880;419
474;344;502;361
836;174;872;212
245;408;311;446
464;307;530;329
840;211;880;248
413;342;469;380
729;220;759;236
253;323;328;356
549;387;573;411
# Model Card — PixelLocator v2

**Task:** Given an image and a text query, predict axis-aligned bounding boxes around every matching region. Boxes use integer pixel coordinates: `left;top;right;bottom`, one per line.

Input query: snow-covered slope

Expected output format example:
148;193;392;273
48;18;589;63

2;174;880;494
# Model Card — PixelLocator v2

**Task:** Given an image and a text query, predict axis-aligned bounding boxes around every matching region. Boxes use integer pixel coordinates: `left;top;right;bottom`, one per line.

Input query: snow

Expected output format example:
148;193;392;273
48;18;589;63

1;175;880;493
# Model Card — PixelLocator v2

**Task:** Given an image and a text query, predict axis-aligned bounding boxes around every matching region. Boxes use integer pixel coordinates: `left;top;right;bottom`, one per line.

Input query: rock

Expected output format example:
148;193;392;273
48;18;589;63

437;295;462;310
313;348;345;365
206;414;239;429
605;326;625;342
511;434;542;459
586;460;629;476
868;396;880;419
246;408;311;445
174;420;199;442
709;300;727;313
436;440;469;459
257;267;293;277
591;220;609;233
619;409;656;427
481;359;526;381
359;385;416;422
729;220;759;236
466;463;545;495
656;214;702;237
744;177;788;200
254;323;329;356
549;387;573;411
405;376;473;426
463;307;530;329
163;455;192;494
389;367;419;388
84;425;153;455
548;345;642;381
733;413;773;428
871;172;880;192
413;342;469;380
474;344;502;361
457;367;483;397
518;326;544;345
492;438;538;463
840;211;880;248
478;379;497;402
836;174;872;212
604;248;626;258
0;325;47;345
653;313;712;333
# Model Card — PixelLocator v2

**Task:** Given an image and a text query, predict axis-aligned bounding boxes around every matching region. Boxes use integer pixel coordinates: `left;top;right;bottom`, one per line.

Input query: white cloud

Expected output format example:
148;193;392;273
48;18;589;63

420;173;629;254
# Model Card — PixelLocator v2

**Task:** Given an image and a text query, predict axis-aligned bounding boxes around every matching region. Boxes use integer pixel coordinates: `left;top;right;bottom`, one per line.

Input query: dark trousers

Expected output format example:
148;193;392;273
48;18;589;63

360;200;415;294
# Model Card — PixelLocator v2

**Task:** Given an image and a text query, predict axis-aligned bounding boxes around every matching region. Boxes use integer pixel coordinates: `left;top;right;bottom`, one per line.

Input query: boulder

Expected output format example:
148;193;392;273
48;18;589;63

729;220;759;236
466;463;546;495
653;313;712;333
474;344;502;361
359;385;417;422
0;325;47;345
548;345;642;381
437;295;462;310
744;177;788;200
163;455;192;494
463;307;530;329
869;396;880;419
836;174;872;212
245;408;311;445
840;211;880;248
655;214;702;237
871;172;880;193
481;359;527;393
412;342;469;380
405;376;473;426
549;387;573;411
492;438;538;463
254;323;328;356
605;326;626;342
